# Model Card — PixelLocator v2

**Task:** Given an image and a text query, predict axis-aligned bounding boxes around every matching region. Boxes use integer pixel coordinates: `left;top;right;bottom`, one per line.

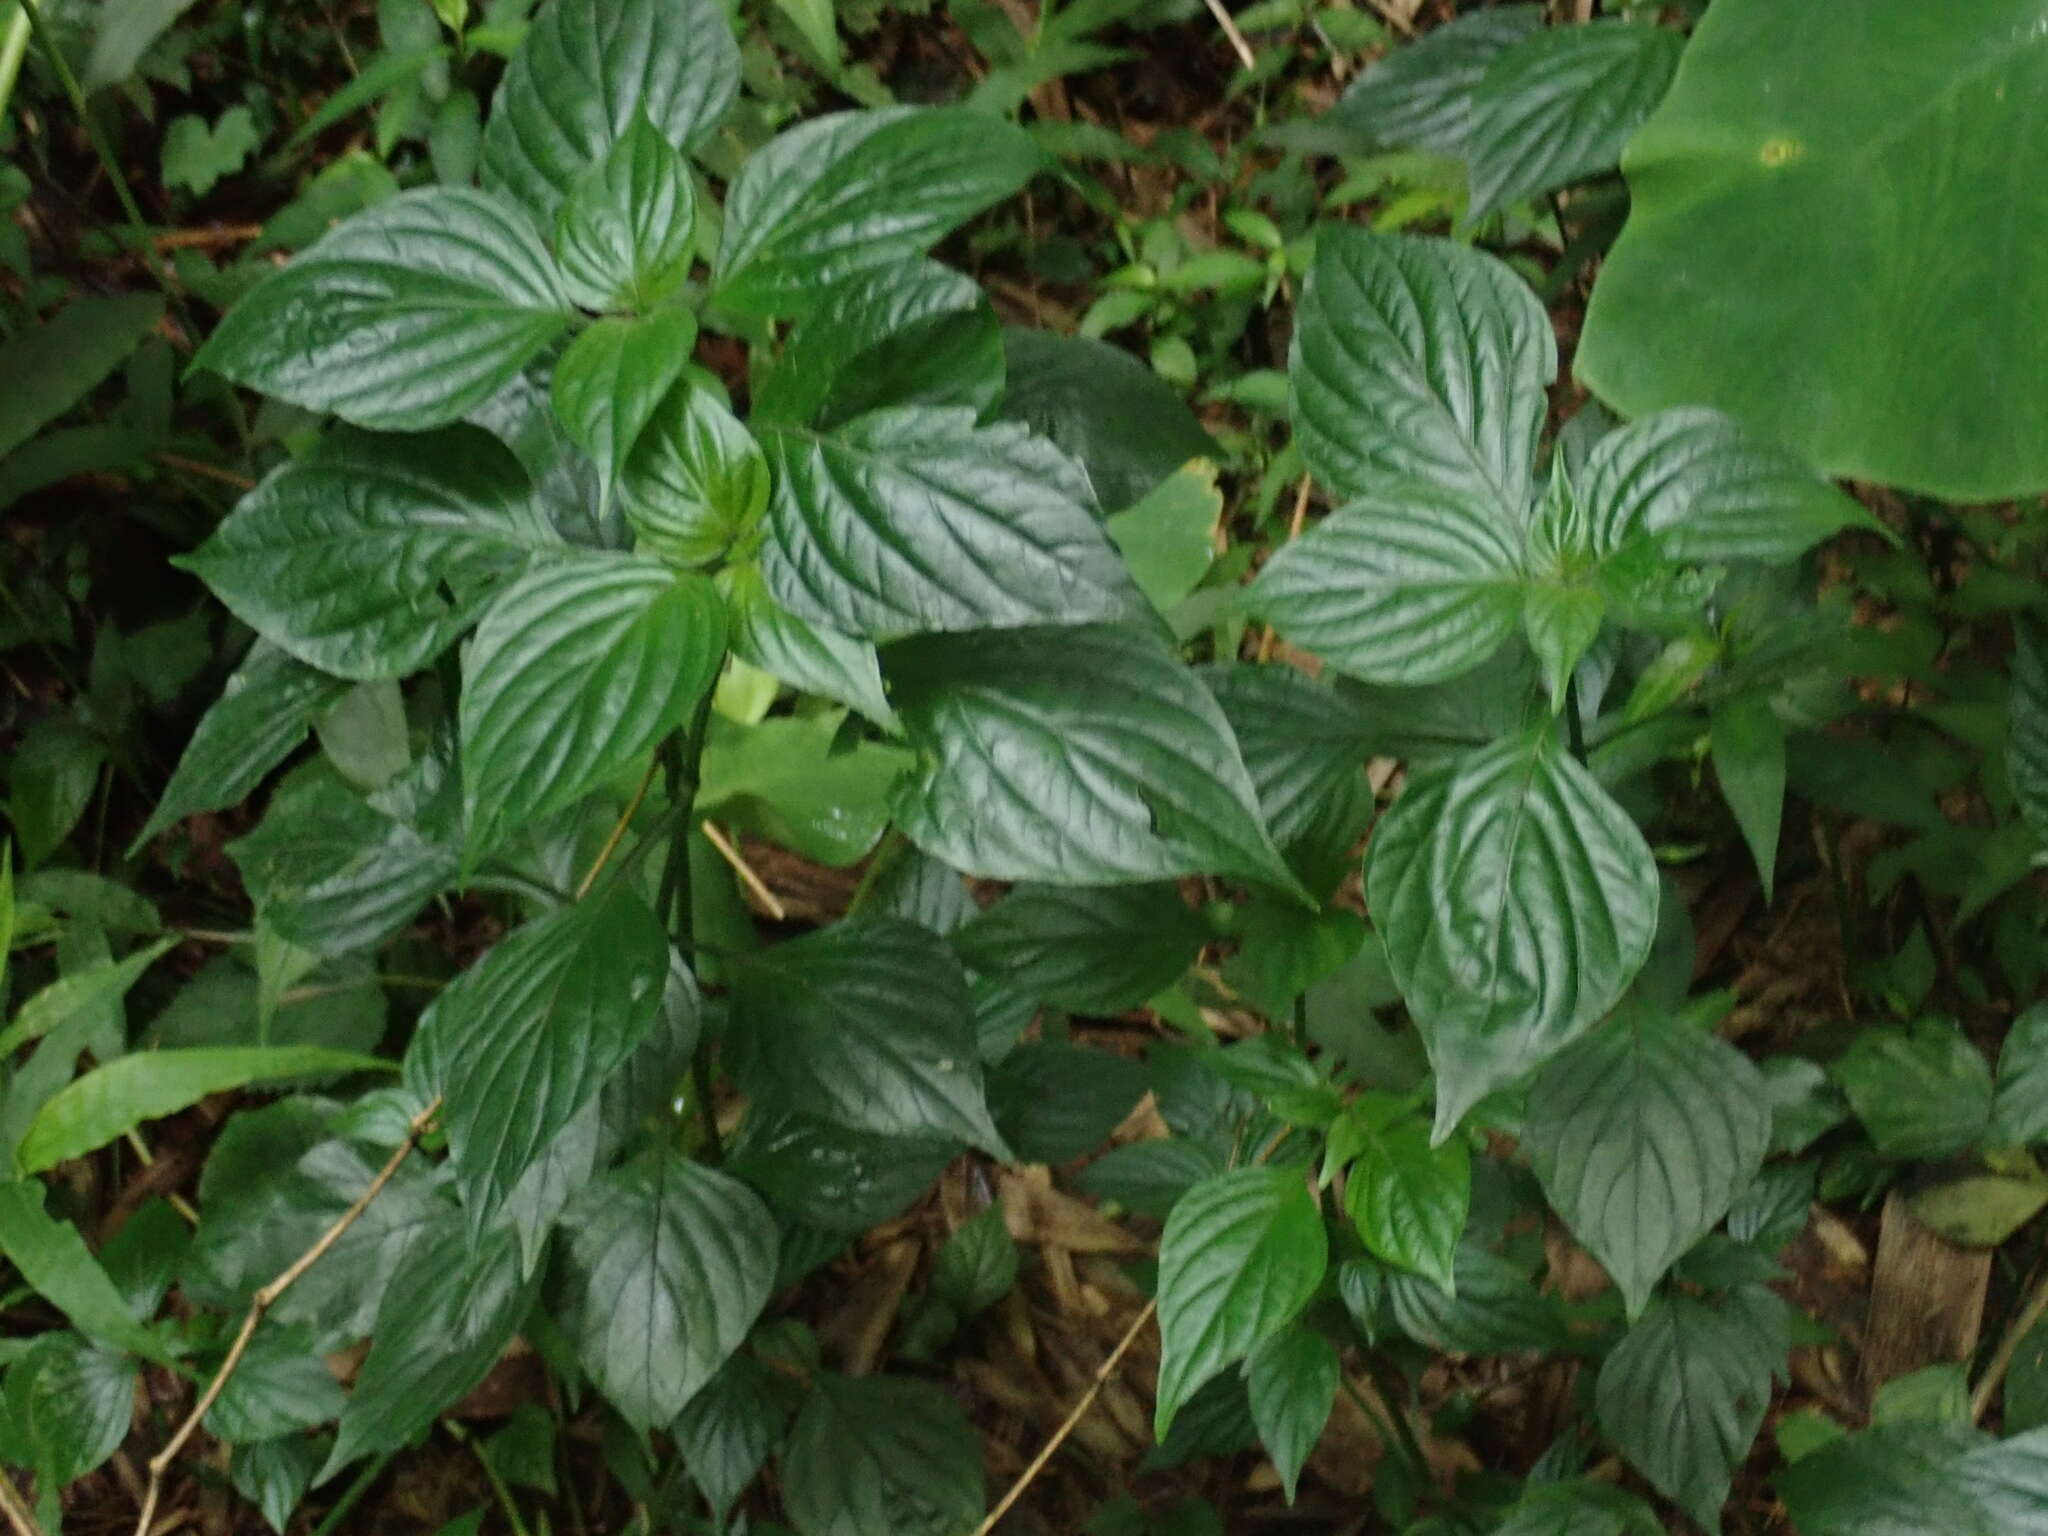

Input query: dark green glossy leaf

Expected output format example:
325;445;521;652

1367;727;1659;1137
1334;1096;1470;1293
1833;1020;1993;1160
0;294;165;461
728;1113;957;1235
729;919;1004;1153
1199;664;1374;850
673;1351;802;1521
1328;6;1543;157
1290;226;1552;511
1385;1242;1568;1354
1578;0;2048;499
1492;1481;1661;1536
621;381;770;569
10;720;104;869
1464;20;1683;220
780;1373;984;1536
481;0;739;222
1154;1167;1327;1435
0;1182;173;1362
193;189;571;430
718;564;893;729
14;1334;136;1484
1710;694;1787;903
987;1041;1148;1166
955;883;1204;1015
1778;1422;2048;1536
1525;1013;1769;1317
887;625;1302;895
180;428;554;681
232;1436;325;1534
205;1323;347;1444
1077;1138;1224;1220
1244;1325;1337;1504
761;408;1146;639
714;108;1042;319
931;1206;1018;1316
554;114;697;311
549;311;698;487
459;552;724;855
561;1152;777;1435
1991;1004;2048;1146
1247;478;1526;685
407;884;669;1218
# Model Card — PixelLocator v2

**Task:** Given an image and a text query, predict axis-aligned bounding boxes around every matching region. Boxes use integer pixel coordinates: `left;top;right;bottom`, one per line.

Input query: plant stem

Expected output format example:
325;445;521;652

0;4;32;132
446;1420;532;1536
1973;1263;2048;1423
307;1453;392;1536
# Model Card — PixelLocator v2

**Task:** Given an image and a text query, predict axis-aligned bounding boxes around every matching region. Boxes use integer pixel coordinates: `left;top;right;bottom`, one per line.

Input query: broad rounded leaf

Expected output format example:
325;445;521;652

481;0;739;222
761;407;1147;639
1245;1326;1339;1505
728;1112;957;1235
1290;225;1553;512
1577;0;2048;499
406;884;671;1218
550;311;699;487
1247;479;1526;685
179;428;555;681
1464;20;1683;221
622;382;771;570
727;918;1005;1153
954;883;1207;1015
1579;407;1875;565
1328;6;1543;157
1155;1167;1327;1436
192;188;571;430
714;107;1043;318
780;1373;984;1536
561;1153;778;1434
460;552;725;855
16;1336;136;1486
674;1353;802;1521
886;624;1304;895
1366;727;1659;1137
1524;1014;1770;1317
553;114;697;312
1596;1287;1788;1527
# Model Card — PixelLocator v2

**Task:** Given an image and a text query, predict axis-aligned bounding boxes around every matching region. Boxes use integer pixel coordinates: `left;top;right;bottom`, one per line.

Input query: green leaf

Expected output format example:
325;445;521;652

550;312;699;487
1776;1422;2048;1536
1328;5;1543;157
780;1373;984;1536
1244;1325;1337;1504
1524;1012;1770;1317
954;883;1206;1015
481;0;739;222
673;1351;802;1521
10;719;104;868
193;189;571;430
728;1112;957;1235
561;1152;778;1434
14;1333;137;1485
620;381;770;568
1710;694;1787;903
1199;664;1374;851
323;1219;531;1475
772;0;840;68
205;1324;348;1444
714;107;1042;318
695;709;907;866
84;0;204;91
1385;1242;1567;1354
180;427;555;681
229;769;459;955
162;106;262;196
1521;577;1604;714
554;114;697;312
987;1042;1148;1165
886;624;1303;895
1833;1020;1994;1160
2012;617;2048;847
1107;459;1220;613
761;408;1146;639
1154;1167;1327;1436
0;934;178;1058
233;1437;325;1534
728;919;1005;1154
18;1046;390;1175
998;329;1218;513
1079;1138;1224;1220
718;564;893;729
0;1183;174;1362
1463;20;1683;221
1366;727;1660;1137
407;885;669;1218
1247;478;1526;685
0;294;164;462
1334;1096;1470;1293
1289;226;1552;511
1596;1286;1788;1527
1579;407;1876;565
1992;1005;2048;1146
459;552;724;854
135;644;351;850
1492;1481;1661;1536
1577;0;2048;500
753;261;1002;432
931;1206;1018;1316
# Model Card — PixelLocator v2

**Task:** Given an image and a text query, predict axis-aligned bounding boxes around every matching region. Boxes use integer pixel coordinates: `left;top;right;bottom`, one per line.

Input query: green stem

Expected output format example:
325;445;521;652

308;1453;392;1536
446;1420;532;1536
0;3;31;129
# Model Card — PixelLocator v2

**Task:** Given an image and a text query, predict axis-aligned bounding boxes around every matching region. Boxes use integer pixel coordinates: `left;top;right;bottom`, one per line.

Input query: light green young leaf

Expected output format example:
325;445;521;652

460;552;724;855
717;563;893;729
1106;459;1220;614
407;884;669;1218
779;1373;984;1536
179;427;556;681
1464;20;1684;220
1335;1096;1470;1294
621;382;771;568
192;189;571;430
954;883;1206;1015
1367;727;1659;1138
0;934;178;1057
0;1183;175;1362
1155;1167;1327;1436
1710;693;1787;902
1328;5;1543;157
696;710;907;866
162;106;261;196
554;114;698;312
561;1152;778;1434
481;0;739;222
1597;1287;1789;1527
1244;1326;1338;1504
549;311;699;487
772;0;841;70
1521;578;1605;714
761;407;1147;639
18;1045;391;1174
1524;1012;1770;1317
1247;478;1527;685
728;919;1005;1154
1833;1020;1994;1160
714;107;1043;318
886;624;1304;896
1289;225;1553;512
